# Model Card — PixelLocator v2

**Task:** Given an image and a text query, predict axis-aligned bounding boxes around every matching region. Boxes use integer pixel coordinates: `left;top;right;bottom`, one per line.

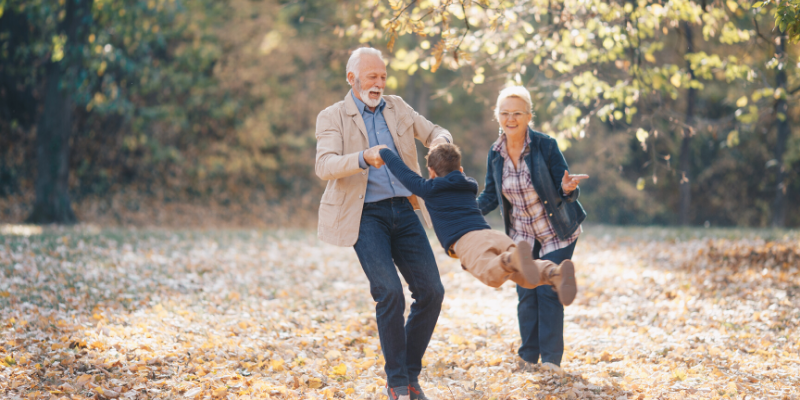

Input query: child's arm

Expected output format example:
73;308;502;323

378;148;431;198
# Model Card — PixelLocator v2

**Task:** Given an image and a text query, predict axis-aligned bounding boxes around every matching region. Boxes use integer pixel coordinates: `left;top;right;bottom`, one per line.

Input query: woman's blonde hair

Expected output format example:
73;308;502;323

494;85;533;123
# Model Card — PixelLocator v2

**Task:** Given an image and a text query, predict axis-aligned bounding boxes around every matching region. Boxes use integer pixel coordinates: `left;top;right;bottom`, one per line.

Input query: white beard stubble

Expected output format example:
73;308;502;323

355;77;383;108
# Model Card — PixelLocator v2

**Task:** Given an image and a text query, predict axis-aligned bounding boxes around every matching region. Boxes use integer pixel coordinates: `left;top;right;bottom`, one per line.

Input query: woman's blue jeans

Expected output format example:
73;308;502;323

353;197;444;388
516;239;577;366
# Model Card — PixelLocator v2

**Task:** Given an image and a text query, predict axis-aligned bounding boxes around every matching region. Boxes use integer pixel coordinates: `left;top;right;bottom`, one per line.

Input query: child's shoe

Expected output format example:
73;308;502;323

545;260;577;306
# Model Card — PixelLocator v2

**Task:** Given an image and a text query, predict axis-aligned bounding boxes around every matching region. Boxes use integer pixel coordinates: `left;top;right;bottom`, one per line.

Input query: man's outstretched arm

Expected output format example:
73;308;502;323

394;97;452;148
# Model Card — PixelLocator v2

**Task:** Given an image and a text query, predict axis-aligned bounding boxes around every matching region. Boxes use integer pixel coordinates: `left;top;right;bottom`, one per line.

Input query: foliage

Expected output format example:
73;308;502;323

1;0;799;227
0;226;799;397
353;0;800;226
756;0;800;42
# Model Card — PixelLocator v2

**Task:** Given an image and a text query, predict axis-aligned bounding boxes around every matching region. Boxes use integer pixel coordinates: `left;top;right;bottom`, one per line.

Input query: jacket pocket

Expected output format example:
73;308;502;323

396;116;413;136
319;190;345;228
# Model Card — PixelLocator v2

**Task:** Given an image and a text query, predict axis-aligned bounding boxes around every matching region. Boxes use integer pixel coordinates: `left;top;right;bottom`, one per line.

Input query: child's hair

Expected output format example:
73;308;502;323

426;143;462;177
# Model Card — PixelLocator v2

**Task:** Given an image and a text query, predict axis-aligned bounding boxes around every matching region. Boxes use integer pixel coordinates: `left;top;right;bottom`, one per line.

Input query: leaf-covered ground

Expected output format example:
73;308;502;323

1;225;799;400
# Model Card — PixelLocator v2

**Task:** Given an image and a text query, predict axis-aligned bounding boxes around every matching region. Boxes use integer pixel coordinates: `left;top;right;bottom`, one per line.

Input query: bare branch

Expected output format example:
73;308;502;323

389;0;418;24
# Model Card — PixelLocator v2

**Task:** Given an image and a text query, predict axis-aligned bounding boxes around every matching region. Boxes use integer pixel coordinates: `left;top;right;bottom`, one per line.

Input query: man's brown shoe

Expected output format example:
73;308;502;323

549;260;577;306
510;241;539;288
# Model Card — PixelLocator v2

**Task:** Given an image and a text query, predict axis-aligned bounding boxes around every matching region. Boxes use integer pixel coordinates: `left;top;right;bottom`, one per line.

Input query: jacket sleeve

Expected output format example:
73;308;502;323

315;109;365;181
395;97;453;147
379;149;431;198
476;151;500;215
546;137;580;203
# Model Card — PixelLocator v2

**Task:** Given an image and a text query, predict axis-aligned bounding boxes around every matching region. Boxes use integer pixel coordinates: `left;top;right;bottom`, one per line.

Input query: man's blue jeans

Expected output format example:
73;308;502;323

353;197;444;388
516;239;577;366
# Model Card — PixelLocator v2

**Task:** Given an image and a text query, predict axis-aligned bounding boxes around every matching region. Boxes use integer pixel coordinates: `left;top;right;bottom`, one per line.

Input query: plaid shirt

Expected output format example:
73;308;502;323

493;133;581;257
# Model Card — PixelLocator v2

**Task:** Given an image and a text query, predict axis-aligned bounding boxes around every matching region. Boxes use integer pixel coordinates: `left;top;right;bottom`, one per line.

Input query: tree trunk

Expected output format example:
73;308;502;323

771;35;790;227
27;62;78;224
26;0;94;224
678;21;696;226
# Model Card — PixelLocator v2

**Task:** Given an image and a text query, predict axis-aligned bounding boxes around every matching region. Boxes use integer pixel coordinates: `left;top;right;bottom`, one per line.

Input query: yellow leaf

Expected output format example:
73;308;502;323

727;130;740;147
736;96;748;107
271;359;285;371
324;350;342;360
635;128;649;143
636;177;646;191
448;335;466;345
522;21;534;34
644;53;656;63
259;31;282;55
332;363;347;376
307;378;323;389
726;0;738;12
359;358;375;369
670;73;682;88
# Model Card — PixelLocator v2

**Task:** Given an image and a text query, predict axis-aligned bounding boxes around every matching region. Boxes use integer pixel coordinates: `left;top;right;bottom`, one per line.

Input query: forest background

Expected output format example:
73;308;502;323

1;0;799;229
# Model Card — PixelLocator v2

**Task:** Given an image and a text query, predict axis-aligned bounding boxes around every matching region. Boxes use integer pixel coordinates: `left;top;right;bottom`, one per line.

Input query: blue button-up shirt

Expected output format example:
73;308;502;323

354;92;413;203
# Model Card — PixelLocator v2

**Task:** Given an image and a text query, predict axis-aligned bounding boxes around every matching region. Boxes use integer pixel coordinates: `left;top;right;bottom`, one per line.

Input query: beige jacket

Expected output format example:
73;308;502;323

315;91;453;247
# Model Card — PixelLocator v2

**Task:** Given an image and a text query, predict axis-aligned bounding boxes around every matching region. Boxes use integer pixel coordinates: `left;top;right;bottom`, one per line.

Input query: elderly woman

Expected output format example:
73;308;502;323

477;86;588;367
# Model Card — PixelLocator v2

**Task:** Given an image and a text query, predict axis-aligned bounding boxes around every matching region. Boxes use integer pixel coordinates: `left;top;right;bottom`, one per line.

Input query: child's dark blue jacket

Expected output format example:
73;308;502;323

379;148;491;252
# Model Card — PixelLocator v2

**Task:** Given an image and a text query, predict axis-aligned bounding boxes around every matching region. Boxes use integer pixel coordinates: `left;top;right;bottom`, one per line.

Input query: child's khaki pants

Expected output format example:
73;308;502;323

452;229;546;289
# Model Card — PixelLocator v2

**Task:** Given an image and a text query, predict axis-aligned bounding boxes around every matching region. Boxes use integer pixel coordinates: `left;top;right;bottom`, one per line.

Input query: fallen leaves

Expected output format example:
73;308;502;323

0;227;798;399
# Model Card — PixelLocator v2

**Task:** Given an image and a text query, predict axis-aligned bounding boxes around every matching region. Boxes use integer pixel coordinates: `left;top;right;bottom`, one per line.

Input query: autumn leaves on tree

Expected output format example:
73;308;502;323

357;0;800;226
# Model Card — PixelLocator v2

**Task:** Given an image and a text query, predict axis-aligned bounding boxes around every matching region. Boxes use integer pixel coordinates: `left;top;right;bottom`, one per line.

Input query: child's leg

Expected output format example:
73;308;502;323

508;253;577;306
454;230;539;289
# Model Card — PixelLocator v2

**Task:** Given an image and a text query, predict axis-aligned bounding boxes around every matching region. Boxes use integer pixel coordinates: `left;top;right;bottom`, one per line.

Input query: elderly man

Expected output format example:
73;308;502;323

315;47;452;400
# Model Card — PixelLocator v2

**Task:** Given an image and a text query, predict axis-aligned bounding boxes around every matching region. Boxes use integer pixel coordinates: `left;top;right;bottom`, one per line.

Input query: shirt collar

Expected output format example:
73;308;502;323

493;129;532;159
351;91;386;114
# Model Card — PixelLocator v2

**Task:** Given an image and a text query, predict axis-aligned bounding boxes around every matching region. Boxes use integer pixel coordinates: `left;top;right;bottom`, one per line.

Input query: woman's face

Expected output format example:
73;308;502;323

498;97;532;137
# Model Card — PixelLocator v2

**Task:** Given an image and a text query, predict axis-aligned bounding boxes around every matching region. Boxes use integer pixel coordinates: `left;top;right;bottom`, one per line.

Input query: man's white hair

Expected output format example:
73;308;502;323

495;85;533;122
346;47;384;84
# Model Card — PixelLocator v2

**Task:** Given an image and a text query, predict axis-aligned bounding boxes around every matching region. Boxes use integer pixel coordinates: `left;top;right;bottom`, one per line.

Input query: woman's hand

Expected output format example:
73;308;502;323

561;170;589;194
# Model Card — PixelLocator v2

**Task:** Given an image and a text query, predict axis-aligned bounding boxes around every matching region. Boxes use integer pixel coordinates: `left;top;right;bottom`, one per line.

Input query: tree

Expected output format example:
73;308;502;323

678;21;696;226
352;0;796;226
1;0;231;222
26;0;94;223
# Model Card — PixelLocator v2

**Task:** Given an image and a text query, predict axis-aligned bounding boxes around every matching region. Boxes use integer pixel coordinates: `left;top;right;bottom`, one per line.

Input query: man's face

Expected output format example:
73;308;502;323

348;55;387;108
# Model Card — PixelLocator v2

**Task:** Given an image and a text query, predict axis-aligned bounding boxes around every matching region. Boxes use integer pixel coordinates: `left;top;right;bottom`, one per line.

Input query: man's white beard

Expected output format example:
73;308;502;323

355;77;383;108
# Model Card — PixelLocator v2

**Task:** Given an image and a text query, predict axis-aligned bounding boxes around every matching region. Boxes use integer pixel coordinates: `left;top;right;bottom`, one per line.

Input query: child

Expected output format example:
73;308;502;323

378;144;577;306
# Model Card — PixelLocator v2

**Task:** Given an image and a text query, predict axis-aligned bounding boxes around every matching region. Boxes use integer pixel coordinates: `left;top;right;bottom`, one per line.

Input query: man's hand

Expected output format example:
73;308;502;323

561;170;589;194
430;136;450;147
364;145;389;168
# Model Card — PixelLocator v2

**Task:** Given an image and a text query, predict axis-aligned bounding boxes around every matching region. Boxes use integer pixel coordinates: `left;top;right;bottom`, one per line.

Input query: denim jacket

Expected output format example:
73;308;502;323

476;127;586;240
